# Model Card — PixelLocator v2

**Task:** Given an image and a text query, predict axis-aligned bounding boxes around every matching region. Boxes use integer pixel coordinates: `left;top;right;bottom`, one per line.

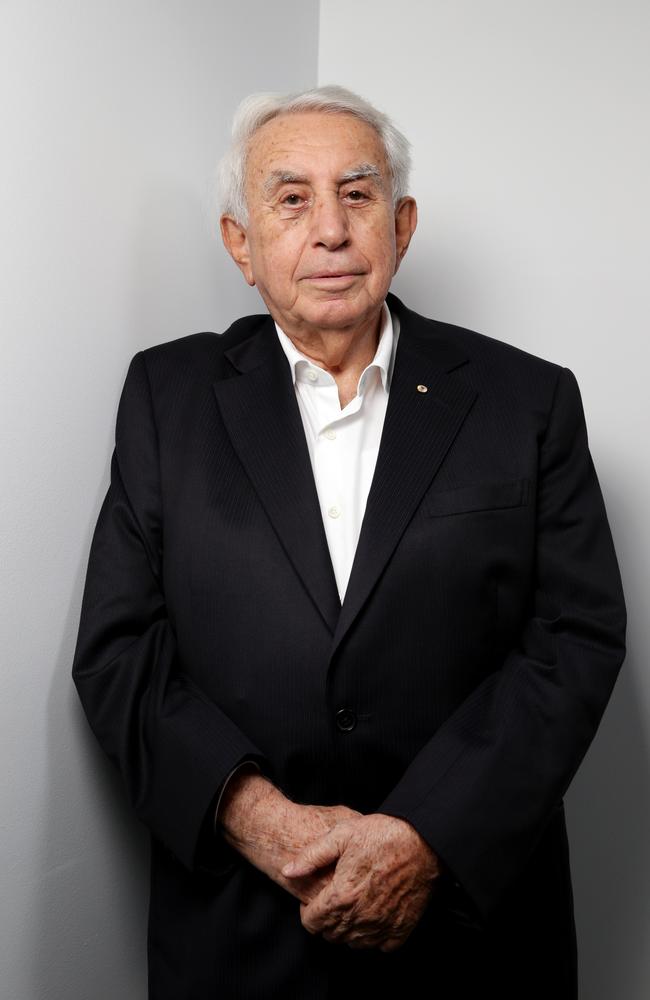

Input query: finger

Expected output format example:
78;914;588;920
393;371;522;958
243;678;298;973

283;873;323;904
282;826;347;878
379;935;407;953
343;929;386;950
294;870;333;905
299;882;342;934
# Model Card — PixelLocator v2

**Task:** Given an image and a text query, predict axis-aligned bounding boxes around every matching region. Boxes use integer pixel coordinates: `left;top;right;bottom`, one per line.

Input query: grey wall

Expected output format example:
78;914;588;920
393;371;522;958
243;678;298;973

319;1;649;997
0;2;318;997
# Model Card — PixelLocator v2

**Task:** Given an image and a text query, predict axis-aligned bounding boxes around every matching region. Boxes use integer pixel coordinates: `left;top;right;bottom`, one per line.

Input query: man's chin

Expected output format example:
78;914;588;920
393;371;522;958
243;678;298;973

297;296;380;333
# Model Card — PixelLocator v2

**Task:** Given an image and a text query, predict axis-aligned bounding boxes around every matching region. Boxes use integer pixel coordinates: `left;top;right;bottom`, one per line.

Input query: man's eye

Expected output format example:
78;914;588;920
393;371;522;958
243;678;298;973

282;193;304;206
345;189;368;201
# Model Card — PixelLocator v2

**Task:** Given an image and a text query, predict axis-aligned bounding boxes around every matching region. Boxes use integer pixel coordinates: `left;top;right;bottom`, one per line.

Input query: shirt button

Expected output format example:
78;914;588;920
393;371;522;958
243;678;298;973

306;369;318;382
324;429;336;440
327;505;341;518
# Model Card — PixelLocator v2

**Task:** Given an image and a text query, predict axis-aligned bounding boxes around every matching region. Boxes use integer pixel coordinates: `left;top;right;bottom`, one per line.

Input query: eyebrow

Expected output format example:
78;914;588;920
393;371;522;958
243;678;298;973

339;163;383;184
262;162;384;198
262;171;308;197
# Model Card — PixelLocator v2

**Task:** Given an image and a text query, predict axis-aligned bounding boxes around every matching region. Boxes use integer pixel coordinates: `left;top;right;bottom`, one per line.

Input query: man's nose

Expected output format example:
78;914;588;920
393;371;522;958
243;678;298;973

310;194;350;249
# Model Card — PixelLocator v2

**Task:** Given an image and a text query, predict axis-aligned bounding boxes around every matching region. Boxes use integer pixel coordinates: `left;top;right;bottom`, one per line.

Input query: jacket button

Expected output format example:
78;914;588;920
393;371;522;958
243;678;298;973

335;708;357;731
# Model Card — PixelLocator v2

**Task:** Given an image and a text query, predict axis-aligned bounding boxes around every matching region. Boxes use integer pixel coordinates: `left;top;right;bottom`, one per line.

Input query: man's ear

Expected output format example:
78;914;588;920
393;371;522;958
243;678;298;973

393;197;418;275
220;214;255;287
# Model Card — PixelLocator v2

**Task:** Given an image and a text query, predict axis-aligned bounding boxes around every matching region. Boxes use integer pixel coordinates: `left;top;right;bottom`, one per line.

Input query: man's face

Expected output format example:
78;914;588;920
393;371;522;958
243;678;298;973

221;111;417;338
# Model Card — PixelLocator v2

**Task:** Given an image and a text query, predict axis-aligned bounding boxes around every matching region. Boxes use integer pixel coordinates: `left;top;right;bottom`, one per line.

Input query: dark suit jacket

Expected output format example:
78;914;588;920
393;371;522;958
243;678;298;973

72;291;626;999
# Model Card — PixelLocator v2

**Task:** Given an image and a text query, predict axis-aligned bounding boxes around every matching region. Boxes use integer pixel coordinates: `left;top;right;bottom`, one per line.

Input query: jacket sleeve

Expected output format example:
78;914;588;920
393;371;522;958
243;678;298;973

376;366;627;924
214;760;263;833
72;350;271;873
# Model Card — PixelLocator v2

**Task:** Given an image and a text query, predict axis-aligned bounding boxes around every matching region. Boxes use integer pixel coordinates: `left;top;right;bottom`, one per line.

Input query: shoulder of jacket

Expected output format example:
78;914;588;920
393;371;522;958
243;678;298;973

394;299;569;417
389;294;567;384
425;316;565;379
135;311;271;377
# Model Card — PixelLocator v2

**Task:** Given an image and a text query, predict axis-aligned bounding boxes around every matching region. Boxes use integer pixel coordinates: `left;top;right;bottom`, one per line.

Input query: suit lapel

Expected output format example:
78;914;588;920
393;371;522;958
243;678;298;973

212;315;342;635
329;293;478;663
211;294;478;652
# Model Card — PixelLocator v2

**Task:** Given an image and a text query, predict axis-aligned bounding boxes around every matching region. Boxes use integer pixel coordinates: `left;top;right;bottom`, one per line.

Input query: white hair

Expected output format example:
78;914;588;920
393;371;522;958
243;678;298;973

213;84;412;229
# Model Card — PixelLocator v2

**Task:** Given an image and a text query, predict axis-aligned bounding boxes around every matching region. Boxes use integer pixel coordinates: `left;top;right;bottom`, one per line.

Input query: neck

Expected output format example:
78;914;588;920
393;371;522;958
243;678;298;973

277;309;383;378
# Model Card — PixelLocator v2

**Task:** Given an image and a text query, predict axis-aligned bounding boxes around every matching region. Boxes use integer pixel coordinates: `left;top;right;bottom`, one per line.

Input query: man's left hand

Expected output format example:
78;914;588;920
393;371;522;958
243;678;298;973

281;813;441;952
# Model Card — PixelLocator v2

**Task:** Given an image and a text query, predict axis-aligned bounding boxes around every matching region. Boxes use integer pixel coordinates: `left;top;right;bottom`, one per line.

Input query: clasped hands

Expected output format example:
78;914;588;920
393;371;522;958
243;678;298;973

219;770;441;953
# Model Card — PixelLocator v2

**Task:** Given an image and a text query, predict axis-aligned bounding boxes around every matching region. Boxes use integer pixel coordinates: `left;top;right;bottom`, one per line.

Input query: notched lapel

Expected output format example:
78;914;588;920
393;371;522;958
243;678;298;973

328;296;479;665
212;316;342;635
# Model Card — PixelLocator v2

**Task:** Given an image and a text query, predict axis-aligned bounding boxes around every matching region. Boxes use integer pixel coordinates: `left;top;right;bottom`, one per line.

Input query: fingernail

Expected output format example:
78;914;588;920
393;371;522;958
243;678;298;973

282;862;295;875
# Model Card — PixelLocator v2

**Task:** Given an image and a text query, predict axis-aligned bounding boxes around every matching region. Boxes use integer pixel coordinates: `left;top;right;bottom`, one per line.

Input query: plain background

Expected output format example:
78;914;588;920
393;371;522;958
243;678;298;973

1;1;647;997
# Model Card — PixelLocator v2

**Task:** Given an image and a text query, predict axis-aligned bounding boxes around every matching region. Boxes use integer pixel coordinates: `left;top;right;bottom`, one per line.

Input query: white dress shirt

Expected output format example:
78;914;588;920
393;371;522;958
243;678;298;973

274;299;400;604
214;300;400;833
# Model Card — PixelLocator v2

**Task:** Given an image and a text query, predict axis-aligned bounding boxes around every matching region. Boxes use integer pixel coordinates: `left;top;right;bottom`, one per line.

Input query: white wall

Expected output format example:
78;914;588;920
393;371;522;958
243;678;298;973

319;2;649;997
0;2;318;997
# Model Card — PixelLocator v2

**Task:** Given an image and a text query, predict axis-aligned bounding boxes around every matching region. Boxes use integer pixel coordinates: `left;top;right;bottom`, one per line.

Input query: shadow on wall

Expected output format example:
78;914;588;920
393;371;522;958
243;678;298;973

568;661;650;1000
31;534;149;999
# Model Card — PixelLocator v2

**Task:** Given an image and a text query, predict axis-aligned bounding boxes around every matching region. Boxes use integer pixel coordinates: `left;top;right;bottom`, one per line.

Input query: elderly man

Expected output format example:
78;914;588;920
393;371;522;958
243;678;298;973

72;85;626;999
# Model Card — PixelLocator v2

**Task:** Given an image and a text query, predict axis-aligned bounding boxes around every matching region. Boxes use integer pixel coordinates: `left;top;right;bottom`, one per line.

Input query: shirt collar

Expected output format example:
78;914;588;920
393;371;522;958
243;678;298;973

274;301;398;395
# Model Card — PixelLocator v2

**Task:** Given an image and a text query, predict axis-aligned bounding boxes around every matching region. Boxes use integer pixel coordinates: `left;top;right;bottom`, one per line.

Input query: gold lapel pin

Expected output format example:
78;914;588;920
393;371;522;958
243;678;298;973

416;384;428;393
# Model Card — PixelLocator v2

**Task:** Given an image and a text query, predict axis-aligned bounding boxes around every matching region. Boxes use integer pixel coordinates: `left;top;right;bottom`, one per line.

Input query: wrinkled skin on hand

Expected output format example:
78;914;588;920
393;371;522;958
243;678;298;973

220;775;362;904
282;813;441;952
275;802;365;904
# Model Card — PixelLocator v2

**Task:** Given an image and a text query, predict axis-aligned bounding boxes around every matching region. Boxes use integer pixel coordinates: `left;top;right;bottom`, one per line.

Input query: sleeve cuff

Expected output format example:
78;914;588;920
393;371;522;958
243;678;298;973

213;759;263;833
195;757;267;878
434;856;485;930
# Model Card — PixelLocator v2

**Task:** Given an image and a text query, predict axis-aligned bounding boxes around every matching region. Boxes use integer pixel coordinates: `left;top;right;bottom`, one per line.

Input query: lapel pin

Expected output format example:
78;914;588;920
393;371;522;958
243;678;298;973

417;384;428;393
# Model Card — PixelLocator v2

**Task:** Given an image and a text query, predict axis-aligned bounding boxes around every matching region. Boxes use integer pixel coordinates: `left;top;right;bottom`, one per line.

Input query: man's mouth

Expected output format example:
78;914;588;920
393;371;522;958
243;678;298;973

305;271;363;280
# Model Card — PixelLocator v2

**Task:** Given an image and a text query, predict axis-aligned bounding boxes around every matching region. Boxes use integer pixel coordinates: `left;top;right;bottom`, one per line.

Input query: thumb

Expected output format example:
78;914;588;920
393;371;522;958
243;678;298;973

281;826;347;878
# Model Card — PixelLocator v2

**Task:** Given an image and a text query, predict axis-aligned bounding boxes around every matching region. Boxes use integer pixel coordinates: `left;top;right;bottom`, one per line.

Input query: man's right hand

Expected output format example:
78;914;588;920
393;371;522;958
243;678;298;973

217;767;362;903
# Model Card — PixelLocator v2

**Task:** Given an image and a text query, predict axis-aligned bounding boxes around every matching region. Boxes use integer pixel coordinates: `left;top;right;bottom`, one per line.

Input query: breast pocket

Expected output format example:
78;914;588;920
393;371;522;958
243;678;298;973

423;477;531;517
